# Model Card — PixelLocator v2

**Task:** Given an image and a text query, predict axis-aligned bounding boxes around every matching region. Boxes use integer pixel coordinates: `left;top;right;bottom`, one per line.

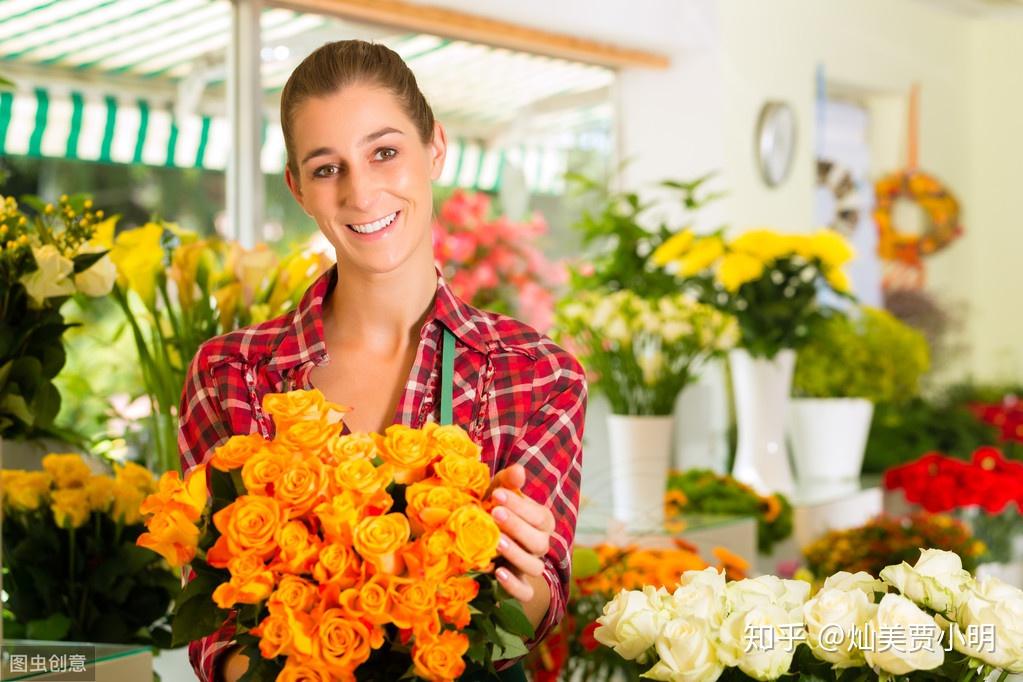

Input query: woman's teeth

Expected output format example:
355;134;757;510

348;212;397;234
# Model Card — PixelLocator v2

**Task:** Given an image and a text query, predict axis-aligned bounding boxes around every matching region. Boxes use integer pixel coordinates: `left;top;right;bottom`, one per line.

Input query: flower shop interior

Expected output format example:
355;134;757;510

2;0;1023;680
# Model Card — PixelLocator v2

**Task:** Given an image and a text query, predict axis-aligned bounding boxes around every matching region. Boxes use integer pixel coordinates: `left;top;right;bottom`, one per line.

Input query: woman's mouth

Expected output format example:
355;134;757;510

347;211;399;238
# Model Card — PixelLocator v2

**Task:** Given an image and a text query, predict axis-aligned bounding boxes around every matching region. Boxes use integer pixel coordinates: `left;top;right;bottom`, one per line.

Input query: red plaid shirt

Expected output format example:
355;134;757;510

178;266;587;681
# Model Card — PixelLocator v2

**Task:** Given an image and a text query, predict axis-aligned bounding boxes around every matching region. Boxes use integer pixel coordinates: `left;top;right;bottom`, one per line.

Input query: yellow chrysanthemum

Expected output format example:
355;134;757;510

825;267;851;293
51;488;92;528
730;229;797;262
808;229;855;268
650;229;695;267
678;236;725;276
2;471;52;511
42;453;92;489
716;252;765;292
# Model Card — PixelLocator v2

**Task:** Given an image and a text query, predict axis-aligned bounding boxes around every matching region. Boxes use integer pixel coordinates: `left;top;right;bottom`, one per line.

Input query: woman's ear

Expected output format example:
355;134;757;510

284;166;311;217
429;122;448;181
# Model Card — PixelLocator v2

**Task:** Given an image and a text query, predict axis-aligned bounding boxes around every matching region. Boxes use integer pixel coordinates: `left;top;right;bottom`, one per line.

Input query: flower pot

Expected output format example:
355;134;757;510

729;348;796;496
789;397;873;490
607;414;674;530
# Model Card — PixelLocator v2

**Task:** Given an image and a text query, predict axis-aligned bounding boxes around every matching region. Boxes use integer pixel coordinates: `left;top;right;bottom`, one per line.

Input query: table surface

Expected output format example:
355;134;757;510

1;640;151;680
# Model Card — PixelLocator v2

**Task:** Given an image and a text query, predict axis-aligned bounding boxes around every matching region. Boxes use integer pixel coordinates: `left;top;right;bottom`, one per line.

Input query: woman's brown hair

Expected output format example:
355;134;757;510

280;40;435;178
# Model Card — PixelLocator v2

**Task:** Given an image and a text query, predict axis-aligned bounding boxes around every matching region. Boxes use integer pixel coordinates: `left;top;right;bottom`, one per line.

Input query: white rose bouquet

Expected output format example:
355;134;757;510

595;549;1023;681
554;289;737;415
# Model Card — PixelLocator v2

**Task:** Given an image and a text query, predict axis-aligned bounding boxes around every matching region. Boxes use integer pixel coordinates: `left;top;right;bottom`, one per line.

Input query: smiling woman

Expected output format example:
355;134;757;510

177;40;587;682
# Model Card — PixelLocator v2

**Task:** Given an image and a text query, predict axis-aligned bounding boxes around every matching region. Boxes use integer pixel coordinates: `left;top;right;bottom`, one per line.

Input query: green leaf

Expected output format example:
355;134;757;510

491;624;528;660
209;466;237;502
26;613;72;640
30;381;61;430
571;546;602;580
493;598;534;639
237;641;282;682
72;250;108;273
171;592;230;647
1;392;34;428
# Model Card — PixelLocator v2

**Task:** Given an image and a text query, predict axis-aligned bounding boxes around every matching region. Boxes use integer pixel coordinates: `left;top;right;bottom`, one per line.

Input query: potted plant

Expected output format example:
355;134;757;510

789;306;929;491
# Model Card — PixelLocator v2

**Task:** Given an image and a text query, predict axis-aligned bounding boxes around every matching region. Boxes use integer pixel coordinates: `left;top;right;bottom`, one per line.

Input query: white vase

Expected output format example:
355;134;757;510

729;348;796;496
607;414;674;531
789;398;873;494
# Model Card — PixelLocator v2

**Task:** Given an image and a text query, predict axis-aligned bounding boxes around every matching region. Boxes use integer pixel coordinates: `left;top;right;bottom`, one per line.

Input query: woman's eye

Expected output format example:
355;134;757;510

313;164;339;178
375;148;397;161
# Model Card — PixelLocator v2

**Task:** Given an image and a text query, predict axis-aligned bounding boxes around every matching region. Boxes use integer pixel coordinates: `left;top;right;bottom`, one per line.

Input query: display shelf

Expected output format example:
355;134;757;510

1;640;152;681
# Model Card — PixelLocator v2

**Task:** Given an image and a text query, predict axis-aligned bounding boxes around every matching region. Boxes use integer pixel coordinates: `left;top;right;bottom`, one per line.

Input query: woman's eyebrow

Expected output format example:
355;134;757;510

300;128;404;166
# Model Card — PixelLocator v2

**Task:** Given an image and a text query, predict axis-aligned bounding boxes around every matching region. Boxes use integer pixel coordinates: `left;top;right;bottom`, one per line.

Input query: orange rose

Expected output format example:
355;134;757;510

437;576;479;628
332;458;393;498
269;575;319;613
313;608;375;678
403;533;455;582
390;578;439;632
313;542;362;589
210;433;268;471
252;603;315;659
272;520;322;574
405;481;473;533
324;433;379;465
314;492;360;545
241;447;290;496
353;513;410;574
207;495;286;565
279;420;343;460
140;465;207;521
274;456;328;518
263;389;347;432
413;630;469;682
374;425;433;484
425;423;481;461
211;552;274;609
446;504;500;571
276;660;332;682
433;453;490;497
356;574;393;625
136;508;200;567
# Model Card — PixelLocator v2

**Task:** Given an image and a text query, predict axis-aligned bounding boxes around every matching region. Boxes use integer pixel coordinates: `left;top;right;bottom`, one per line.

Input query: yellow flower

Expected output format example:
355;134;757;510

231;243;278;307
42;453;92;489
2;471;52;511
20;245;75;306
111;481;146;525
84;475;117;512
115;461;156;495
137;508;201;567
678;236;725;276
715;252;765;292
139;466;208;521
826;267;851;293
650;229;695;267
808;229;855;268
731;229;796;262
212;282;241;330
375;425;433;484
89;215;118;249
51;488;92;528
168;240;208;311
110;223;165;308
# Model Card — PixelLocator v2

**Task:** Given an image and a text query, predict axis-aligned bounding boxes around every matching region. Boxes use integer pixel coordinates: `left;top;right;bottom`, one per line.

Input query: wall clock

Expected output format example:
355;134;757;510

755;101;797;188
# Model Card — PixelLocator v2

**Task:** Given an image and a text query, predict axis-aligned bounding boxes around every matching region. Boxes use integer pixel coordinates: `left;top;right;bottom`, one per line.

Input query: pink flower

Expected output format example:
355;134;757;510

449;269;479;303
517;282;554;333
471;262;499;290
439;189;489;227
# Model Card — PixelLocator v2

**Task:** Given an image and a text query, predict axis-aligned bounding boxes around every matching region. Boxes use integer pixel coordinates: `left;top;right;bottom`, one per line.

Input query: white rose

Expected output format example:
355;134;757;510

73;250;116;297
863;594;944;675
953;575;1023;672
667;568;727;628
594;587;664;661
727;575;810;621
803;587;878;668
716;604;798;681
20;244;75;306
823;571;886;600
643;618;724;682
880;548;973;615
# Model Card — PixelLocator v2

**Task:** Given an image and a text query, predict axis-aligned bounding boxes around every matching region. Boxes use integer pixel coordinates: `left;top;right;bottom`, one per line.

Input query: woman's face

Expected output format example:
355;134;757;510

285;82;446;276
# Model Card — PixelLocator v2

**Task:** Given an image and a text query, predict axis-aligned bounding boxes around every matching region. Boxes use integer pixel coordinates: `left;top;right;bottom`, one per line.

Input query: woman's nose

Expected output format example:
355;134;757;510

343;168;379;212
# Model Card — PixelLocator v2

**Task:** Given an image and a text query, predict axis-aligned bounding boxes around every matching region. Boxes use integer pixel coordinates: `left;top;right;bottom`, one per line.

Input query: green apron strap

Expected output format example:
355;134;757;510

440;326;456;426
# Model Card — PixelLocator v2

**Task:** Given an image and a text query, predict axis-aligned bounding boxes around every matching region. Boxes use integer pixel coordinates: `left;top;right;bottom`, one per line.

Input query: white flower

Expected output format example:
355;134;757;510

863;594;944;675
643;618;724;682
803;586;878;668
726;575;810;621
594;587;664;661
880;548;973;615
73;247;116;297
716;604;798;681
666;568;727;627
20;244;75;306
823;571;887;600
953;575;1023;672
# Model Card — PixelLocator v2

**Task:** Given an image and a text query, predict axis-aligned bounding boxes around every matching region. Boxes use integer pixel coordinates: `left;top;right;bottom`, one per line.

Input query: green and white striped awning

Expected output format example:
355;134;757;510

0;85;572;193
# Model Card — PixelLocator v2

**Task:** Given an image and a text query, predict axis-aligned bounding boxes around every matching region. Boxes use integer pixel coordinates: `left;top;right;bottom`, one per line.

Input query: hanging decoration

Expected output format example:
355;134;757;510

873;84;963;291
815;64;864;237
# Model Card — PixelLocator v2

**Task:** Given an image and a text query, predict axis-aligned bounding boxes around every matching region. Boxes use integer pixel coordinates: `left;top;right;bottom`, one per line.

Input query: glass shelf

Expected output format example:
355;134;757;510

1;640;151;680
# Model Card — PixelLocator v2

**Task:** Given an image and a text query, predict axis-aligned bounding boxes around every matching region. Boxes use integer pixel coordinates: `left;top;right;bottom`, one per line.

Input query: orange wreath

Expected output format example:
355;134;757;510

874;170;962;268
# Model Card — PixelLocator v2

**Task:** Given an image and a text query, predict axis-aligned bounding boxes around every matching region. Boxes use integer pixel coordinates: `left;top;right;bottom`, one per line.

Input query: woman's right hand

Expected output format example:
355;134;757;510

220;647;250;682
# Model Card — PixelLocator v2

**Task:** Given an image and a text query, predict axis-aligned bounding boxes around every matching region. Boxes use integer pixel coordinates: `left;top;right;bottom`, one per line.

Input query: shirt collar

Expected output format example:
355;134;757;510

266;265;488;373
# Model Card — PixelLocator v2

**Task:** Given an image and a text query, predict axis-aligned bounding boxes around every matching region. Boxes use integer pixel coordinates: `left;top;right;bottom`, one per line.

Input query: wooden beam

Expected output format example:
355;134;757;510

272;0;670;70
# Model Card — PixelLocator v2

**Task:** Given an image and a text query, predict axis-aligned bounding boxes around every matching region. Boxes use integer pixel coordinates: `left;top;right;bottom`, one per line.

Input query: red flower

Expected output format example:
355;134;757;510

580;621;601;652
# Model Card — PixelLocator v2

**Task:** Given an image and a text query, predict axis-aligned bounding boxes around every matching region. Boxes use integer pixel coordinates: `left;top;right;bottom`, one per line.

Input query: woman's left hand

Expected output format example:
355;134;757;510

487;464;554;606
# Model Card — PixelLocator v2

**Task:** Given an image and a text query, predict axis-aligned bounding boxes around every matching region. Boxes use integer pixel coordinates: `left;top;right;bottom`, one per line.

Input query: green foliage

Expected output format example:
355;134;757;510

793;307;931;402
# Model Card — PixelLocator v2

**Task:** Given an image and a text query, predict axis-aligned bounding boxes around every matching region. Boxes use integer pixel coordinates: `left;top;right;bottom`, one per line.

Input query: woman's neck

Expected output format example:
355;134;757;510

325;257;439;353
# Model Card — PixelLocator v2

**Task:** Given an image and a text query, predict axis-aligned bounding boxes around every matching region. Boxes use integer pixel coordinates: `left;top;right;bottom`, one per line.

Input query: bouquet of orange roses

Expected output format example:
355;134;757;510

136;389;533;681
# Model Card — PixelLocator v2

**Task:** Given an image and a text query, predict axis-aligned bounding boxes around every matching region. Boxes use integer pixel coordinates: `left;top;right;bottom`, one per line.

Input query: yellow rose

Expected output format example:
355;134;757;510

280;420;343;460
274;456;329;519
212;552;275;609
115;461;156;495
353;513;411;574
650;229;695;267
136;508;200;567
110;223;165;308
314;492;361;545
433;454;490;498
375;425;433;484
325;433;380;465
405;482;474;533
272;520;322;575
269;575;319;613
140;466;207;522
83;475;117;512
111;480;146;525
263;390;347;432
51;488;91;528
716;252;765;292
332;459;393;498
313;542;363;589
207;495;287;565
241;447;291;496
42;453;92;489
355;574;394;625
425;423;481;461
210;433;269;472
413;631;469;682
252;603;315;659
314;608;375;678
3;471;52;511
446;504;500;571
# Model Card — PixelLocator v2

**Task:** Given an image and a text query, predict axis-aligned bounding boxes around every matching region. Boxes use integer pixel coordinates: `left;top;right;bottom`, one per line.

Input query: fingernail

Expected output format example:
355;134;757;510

493;507;509;522
498;536;509;550
497;567;509;581
494;489;507;503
